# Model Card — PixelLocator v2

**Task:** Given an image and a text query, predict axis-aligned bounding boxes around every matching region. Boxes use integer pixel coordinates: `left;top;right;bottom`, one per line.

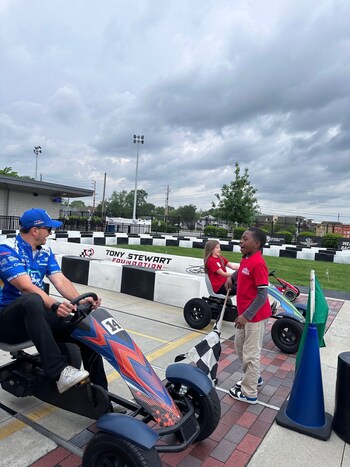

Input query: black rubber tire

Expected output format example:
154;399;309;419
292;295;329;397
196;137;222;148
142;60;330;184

191;386;221;441
271;318;304;354
57;343;82;369
169;385;221;442
183;298;212;329
82;432;161;467
284;288;298;302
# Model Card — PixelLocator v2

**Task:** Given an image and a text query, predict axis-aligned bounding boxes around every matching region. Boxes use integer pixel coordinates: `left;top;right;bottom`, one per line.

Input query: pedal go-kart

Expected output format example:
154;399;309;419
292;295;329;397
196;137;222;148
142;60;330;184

0;293;221;466
183;277;306;354
268;270;300;302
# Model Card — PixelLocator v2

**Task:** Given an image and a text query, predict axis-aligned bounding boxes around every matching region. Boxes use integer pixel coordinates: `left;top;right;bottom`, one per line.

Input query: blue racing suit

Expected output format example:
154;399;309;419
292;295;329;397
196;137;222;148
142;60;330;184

0;234;107;388
0;235;60;306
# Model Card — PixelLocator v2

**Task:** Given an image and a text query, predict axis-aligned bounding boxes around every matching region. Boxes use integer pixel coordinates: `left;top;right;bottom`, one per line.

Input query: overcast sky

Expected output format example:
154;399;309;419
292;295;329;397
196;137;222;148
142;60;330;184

1;0;349;222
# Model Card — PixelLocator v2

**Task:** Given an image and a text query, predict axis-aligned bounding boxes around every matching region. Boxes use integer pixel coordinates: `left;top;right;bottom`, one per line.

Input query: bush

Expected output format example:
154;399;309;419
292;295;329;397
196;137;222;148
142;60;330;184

151;221;178;233
274;224;297;234
322;233;342;249
278;230;293;244
65;216;80;225
204;225;218;237
299;231;316;237
233;226;246;239
216;227;228;238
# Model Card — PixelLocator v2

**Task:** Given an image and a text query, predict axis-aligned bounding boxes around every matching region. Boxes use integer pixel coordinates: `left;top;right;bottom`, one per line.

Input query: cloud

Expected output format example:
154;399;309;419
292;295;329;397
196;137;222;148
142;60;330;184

0;0;350;222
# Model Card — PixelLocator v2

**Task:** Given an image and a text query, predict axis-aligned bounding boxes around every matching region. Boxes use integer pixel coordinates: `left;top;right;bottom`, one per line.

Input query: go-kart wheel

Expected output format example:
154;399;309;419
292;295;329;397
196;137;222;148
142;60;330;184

57;343;82;369
82;432;161;467
271;317;304;354
284;288;298;302
183;298;212;329
170;385;221;442
189;386;221;441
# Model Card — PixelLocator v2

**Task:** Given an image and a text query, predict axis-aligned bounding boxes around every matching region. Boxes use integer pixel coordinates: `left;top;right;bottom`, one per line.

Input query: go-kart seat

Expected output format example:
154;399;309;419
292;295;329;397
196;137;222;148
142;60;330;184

0;340;34;353
205;275;234;300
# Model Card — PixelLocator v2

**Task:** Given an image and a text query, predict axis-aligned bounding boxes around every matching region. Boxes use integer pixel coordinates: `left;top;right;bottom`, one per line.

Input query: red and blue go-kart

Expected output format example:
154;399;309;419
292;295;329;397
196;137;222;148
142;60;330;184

0;293;221;467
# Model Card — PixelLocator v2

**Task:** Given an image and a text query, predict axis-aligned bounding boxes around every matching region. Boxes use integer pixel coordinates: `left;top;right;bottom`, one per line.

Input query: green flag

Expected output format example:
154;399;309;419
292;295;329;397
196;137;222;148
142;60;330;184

296;271;329;368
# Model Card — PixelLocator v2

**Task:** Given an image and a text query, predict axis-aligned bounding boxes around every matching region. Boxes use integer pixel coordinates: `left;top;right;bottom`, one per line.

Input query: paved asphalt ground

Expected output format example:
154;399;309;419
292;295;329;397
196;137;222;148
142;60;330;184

0;284;349;466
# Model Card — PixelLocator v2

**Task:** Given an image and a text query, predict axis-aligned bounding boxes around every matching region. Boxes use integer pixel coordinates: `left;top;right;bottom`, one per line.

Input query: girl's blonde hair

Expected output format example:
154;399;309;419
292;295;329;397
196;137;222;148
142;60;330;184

204;240;220;273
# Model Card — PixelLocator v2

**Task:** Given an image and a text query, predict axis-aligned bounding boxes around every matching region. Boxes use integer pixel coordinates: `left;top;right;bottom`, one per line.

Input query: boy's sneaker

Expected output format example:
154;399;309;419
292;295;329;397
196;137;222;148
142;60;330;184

56;366;89;394
229;386;258;404
235;376;263;390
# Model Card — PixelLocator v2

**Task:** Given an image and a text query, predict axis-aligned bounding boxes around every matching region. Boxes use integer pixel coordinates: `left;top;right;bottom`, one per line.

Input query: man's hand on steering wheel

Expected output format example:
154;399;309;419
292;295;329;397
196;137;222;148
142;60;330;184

79;295;101;310
51;294;101;319
65;292;100;324
52;301;77;318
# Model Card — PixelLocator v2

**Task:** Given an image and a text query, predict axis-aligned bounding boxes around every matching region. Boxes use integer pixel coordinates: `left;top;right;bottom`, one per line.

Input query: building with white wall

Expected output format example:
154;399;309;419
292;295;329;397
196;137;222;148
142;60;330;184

0;174;93;220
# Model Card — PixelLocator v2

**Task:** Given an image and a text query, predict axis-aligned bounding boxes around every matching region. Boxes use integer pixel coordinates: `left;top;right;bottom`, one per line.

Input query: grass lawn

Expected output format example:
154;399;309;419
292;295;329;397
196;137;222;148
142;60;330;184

115;244;350;294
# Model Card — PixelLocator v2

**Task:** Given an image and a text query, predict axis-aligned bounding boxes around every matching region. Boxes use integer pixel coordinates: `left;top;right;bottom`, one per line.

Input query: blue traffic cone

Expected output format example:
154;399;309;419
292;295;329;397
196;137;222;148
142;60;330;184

275;323;332;440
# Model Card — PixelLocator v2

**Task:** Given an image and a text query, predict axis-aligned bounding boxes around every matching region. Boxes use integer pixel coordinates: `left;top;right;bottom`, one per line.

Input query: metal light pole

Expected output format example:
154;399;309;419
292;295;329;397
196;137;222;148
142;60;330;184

132;135;144;222
33;146;42;180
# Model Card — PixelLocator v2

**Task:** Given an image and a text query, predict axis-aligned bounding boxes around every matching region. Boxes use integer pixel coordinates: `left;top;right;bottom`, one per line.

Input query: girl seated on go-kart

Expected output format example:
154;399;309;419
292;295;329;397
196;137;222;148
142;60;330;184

204;240;239;296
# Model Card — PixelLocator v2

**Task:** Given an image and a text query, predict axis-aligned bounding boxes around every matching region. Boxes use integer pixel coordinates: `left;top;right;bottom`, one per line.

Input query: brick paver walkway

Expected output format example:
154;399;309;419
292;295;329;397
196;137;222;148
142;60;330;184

30;296;343;467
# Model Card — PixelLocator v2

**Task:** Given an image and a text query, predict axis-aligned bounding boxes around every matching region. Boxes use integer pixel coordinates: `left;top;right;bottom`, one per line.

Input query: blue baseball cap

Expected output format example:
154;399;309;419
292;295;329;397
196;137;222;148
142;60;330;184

19;208;62;229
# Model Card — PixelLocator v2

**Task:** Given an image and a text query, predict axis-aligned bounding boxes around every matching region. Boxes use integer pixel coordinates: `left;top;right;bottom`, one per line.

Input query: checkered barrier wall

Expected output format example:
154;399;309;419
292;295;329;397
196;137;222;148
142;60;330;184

59;255;208;308
1;230;350;264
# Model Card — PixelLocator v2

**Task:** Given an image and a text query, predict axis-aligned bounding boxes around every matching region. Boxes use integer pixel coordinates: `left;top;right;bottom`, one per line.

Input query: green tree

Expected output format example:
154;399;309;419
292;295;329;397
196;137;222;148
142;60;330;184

0;167;19;176
70;200;86;209
137;201;156;218
102;189;154;218
153;206;165;217
214;162;259;226
175;204;198;228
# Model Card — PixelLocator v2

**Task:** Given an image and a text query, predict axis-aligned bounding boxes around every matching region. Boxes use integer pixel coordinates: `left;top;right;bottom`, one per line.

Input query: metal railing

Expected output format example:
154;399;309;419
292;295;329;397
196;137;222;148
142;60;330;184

0;216;20;231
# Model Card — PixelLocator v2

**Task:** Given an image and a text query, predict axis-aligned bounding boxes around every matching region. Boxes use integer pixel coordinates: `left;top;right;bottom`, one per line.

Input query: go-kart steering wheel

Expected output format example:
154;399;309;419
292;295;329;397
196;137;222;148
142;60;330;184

67;292;98;324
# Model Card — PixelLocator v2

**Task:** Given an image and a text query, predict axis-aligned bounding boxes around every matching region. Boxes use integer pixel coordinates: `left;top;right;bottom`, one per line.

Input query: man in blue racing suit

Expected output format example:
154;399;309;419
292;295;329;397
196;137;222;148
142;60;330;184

0;208;108;394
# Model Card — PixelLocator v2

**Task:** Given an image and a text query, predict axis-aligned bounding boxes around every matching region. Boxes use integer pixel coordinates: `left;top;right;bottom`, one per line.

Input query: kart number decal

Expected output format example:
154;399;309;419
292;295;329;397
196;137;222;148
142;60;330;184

101;317;124;335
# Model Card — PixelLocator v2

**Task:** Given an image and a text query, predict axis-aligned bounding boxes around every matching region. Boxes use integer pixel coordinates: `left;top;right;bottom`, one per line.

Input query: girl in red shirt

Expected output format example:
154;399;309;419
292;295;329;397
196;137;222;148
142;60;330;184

204;240;239;294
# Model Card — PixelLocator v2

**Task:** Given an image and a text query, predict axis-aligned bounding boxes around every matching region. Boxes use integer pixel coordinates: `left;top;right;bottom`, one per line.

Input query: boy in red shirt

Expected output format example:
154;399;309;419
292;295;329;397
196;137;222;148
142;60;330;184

228;228;271;404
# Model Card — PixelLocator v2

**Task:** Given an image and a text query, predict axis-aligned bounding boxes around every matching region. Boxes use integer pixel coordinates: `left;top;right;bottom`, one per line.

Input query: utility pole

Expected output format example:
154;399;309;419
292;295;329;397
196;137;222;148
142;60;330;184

165;185;170;221
33;146;42;180
132;135;144;222
101;173;107;218
92;180;96;212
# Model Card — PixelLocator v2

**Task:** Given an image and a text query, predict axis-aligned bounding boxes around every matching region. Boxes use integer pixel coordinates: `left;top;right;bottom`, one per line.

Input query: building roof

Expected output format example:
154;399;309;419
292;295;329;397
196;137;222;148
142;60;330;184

0;175;93;198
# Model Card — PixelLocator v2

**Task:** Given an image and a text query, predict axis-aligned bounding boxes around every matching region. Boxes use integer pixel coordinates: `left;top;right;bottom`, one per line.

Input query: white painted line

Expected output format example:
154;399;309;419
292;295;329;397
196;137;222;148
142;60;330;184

216;386;280;411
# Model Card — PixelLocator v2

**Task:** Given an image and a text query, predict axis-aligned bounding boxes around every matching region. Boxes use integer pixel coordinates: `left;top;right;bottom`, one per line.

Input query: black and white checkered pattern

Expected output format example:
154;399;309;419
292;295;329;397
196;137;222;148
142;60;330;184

186;329;222;382
175;320;223;383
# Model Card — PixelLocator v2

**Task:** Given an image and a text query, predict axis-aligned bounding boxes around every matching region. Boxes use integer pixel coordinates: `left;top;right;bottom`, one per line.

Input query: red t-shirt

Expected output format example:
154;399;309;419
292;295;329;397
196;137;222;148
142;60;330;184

206;255;228;292
236;251;271;322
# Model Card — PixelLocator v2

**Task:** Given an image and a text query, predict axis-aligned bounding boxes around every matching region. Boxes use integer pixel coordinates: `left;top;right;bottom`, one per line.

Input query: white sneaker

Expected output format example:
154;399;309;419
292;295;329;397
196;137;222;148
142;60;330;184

56;366;89;394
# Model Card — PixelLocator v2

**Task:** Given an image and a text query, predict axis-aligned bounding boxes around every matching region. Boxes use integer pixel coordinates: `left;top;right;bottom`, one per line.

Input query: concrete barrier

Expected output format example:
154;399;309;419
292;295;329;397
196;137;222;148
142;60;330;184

55;255;206;308
2;230;350;264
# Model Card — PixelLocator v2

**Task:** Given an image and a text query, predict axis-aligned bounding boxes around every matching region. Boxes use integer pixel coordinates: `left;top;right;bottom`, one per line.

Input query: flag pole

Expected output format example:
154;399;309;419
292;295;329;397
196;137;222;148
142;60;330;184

215;288;230;333
310;269;315;322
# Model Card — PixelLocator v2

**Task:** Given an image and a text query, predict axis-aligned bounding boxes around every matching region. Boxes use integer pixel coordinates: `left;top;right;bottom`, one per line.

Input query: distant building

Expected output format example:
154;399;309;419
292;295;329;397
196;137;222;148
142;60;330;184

196;215;229;230
334;224;350;238
255;214;308;232
316;222;342;236
0;174;93;219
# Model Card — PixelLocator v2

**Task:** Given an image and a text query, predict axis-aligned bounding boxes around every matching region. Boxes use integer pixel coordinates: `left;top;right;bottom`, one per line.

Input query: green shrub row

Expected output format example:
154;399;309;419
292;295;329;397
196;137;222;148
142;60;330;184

151;221;178;233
